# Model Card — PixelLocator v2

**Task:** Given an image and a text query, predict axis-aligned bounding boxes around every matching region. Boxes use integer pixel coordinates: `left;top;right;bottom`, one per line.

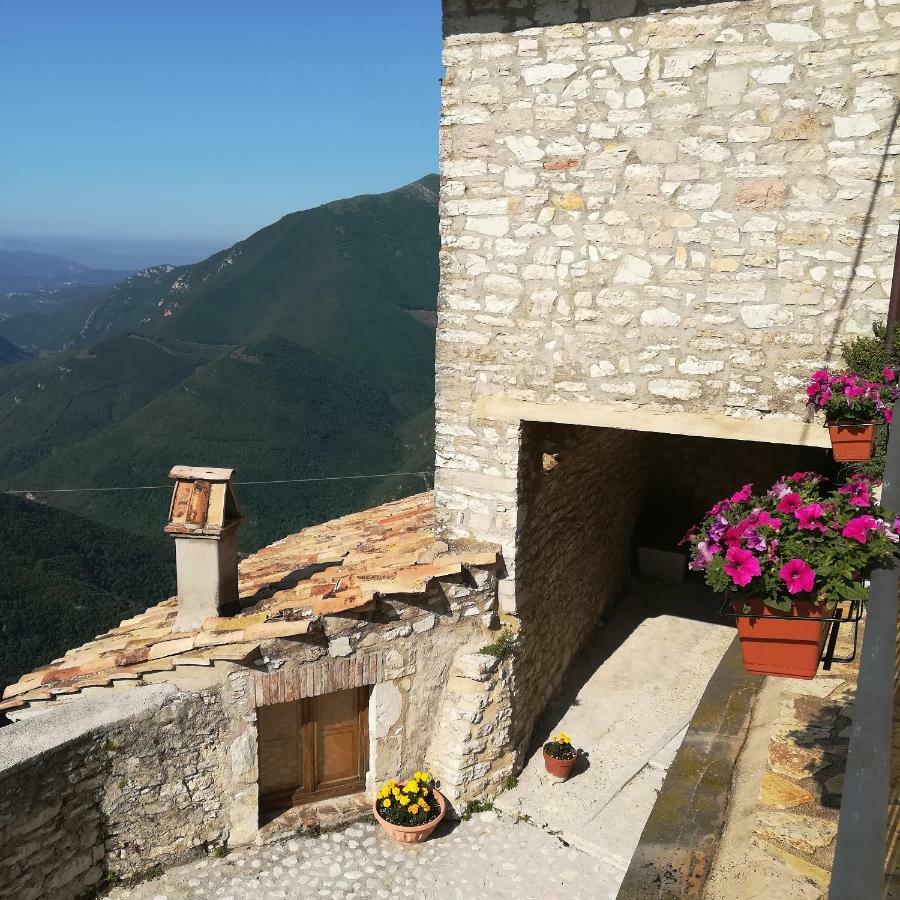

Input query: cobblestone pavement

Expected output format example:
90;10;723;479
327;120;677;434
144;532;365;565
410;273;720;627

108;812;611;900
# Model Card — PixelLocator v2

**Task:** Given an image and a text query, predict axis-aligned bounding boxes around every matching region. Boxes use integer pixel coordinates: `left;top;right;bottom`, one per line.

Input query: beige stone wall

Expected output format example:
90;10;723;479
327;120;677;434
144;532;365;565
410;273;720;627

224;565;501;820
0;686;228;900
509;423;651;755
0;564;502;897
435;0;899;551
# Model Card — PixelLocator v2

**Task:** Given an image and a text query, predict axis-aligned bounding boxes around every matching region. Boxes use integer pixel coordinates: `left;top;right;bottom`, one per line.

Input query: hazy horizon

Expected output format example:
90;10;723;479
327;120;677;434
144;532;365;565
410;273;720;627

2;1;442;250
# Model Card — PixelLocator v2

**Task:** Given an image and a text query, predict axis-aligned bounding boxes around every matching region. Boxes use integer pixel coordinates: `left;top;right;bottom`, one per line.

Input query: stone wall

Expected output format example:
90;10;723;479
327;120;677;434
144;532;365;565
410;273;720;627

435;0;899;544
638;431;837;544
0;685;229;900
510;423;651;754
222;565;501;822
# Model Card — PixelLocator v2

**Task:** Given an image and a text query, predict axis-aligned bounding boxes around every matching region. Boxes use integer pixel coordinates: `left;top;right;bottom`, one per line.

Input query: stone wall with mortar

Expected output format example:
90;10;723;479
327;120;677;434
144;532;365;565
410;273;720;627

434;0;899;768
0;564;502;898
204;564;502;828
510;423;651;756
0;686;229;900
638;431;838;543
434;0;899;555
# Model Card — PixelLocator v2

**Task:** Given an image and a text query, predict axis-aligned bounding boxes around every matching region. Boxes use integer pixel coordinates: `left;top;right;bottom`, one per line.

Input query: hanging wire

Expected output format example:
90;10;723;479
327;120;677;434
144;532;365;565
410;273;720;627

4;470;434;495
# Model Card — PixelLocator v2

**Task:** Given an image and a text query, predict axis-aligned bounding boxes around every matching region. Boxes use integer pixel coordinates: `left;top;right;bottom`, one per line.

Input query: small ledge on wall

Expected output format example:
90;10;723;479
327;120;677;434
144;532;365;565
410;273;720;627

475;396;832;449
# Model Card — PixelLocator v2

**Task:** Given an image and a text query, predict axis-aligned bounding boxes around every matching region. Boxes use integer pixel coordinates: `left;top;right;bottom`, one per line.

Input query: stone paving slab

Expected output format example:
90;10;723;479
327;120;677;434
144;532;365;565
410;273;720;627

496;584;734;891
617;636;763;899
107;814;610;900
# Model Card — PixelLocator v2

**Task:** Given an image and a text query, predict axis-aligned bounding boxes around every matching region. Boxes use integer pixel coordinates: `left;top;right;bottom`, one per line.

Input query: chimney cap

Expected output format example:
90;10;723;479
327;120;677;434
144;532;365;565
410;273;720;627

165;465;242;537
168;465;235;483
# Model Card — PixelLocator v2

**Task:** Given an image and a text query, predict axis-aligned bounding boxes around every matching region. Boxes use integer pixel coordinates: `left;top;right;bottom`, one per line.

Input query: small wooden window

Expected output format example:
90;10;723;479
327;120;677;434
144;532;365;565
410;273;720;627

257;687;369;815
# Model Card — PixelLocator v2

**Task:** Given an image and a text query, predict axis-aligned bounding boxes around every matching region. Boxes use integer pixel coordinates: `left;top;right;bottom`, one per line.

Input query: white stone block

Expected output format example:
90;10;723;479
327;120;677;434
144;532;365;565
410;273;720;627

640;307;682;326
503;135;545;162
612;55;649;82
614;255;653;284
707;68;748;106
833;114;879;137
522;62;577;86
648;379;703;400
740;304;794;328
677;183;722;210
765;23;822;42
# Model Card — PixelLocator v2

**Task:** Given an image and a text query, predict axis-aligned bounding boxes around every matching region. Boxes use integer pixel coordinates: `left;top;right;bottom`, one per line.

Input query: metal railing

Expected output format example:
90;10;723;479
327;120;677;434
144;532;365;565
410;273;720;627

829;223;900;900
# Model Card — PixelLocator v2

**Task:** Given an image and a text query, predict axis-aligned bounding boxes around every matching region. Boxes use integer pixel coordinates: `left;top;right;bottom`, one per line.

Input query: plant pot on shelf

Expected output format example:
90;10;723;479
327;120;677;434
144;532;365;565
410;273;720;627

733;597;831;680
543;748;578;782
826;421;876;463
373;789;446;844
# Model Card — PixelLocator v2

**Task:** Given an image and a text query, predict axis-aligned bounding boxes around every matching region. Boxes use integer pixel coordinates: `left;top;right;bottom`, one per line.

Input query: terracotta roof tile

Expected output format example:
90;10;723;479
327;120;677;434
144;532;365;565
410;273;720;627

0;492;497;714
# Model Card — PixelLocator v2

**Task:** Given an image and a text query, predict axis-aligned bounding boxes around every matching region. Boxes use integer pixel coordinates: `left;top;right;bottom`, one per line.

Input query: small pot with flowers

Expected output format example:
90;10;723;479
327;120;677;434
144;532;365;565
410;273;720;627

682;473;897;679
543;732;578;782
373;771;446;844
806;367;898;462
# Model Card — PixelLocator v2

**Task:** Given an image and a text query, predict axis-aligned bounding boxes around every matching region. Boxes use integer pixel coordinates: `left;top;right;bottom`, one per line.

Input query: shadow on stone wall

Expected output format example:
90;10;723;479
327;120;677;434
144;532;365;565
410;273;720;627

442;0;749;36
822;99;899;366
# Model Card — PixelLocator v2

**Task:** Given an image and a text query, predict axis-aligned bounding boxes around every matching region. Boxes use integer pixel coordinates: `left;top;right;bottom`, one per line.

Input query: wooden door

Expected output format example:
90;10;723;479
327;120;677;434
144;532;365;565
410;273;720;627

258;687;368;815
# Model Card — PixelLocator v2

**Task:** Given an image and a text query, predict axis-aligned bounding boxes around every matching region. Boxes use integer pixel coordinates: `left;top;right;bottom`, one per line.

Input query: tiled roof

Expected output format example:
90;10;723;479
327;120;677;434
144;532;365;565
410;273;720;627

0;492;496;716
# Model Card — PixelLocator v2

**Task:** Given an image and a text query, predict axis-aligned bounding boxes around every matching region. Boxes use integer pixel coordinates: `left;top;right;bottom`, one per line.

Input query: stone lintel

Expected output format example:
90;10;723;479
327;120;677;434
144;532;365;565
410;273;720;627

475;396;830;449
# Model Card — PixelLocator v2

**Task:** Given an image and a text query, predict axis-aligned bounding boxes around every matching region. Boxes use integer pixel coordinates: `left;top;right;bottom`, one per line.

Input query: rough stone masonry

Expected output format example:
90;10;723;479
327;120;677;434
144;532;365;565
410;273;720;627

434;0;898;759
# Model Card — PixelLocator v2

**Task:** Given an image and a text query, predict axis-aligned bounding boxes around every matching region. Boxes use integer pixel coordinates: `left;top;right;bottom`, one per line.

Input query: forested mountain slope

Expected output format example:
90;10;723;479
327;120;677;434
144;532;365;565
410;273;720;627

0;493;175;694
0;176;439;551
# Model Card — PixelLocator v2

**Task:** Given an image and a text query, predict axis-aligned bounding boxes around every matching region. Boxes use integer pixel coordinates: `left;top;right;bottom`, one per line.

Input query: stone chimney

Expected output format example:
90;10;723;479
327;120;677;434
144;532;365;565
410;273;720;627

165;465;243;631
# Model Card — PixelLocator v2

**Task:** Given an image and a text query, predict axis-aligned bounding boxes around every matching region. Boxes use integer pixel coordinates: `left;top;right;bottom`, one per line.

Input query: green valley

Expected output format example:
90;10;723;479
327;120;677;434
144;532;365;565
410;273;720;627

0;493;175;693
0;176;439;552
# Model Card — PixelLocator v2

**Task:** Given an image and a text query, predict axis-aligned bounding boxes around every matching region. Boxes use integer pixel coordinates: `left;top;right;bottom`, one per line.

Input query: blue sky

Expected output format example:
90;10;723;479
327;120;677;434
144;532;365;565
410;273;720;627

0;1;443;254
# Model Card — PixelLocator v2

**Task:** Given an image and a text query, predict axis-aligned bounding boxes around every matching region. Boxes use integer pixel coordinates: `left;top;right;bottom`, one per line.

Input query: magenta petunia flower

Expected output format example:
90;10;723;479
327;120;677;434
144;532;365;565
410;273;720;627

723;547;761;587
730;483;753;503
795;503;826;532
723;525;746;549
776;492;802;514
779;558;816;595
689;540;721;571
884;367;896;382
842;515;878;544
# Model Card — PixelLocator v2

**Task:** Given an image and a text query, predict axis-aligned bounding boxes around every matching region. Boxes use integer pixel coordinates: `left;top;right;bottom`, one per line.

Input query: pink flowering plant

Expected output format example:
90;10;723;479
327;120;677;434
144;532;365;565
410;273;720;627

681;473;898;613
806;368;899;425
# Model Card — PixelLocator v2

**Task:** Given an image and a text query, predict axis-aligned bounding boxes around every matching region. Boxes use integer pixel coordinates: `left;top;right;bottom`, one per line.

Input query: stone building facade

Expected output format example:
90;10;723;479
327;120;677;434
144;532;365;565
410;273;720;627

1;3;898;896
434;0;898;765
0;495;503;899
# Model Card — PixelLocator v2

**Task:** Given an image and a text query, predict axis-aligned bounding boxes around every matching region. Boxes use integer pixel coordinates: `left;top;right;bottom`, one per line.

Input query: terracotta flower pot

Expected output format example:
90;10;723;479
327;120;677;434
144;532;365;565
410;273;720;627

373;789;446;844
827;422;876;463
543;748;578;782
733;597;830;679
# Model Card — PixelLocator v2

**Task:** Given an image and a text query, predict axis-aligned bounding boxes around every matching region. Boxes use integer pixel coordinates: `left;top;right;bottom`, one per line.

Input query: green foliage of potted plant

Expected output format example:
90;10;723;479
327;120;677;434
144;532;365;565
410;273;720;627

373;771;446;844
682;473;897;679
543;732;578;782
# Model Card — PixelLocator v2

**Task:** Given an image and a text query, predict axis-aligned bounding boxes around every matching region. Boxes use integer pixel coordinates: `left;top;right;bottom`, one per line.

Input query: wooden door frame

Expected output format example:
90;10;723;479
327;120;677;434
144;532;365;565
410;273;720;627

258;686;370;814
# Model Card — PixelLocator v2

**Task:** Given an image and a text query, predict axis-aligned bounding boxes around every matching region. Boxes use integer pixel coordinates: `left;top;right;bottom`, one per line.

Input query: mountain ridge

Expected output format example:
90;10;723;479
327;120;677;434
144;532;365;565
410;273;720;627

0;175;440;551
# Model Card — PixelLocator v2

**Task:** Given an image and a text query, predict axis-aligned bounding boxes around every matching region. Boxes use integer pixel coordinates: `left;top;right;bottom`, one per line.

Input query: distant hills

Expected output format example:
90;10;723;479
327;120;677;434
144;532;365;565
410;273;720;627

0;176;440;552
0;492;175;694
0;249;129;293
0;335;28;366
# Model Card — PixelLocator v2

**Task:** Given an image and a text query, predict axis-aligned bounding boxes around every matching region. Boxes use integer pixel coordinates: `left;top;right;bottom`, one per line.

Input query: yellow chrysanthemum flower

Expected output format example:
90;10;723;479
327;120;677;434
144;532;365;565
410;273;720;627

422;801;430;813
383;799;392;808
404;779;419;794
409;805;419;815
399;794;410;806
